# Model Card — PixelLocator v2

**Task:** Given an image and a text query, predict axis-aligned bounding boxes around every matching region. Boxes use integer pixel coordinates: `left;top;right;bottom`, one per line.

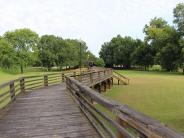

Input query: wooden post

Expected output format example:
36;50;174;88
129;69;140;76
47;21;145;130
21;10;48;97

73;71;76;79
98;71;100;80
111;77;114;86
10;81;15;101
62;73;65;82
82;71;85;74
116;116;128;138
99;83;102;93
79;72;82;82
104;82;107;92
118;79;120;85
107;79;111;89
20;78;25;93
90;72;93;83
104;70;106;76
44;75;48;86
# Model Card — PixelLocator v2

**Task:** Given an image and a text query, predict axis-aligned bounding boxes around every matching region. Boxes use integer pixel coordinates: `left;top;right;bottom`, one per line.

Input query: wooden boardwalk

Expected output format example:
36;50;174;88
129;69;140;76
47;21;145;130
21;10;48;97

0;84;100;138
1;69;182;138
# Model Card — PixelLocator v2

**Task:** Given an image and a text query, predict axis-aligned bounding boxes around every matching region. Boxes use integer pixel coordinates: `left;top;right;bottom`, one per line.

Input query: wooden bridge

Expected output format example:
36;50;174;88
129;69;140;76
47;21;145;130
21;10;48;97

0;68;183;138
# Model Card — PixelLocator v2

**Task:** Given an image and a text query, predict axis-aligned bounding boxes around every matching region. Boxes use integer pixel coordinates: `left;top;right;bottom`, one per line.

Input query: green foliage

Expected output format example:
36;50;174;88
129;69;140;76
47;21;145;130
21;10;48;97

149;65;162;71
0;38;17;69
95;58;105;67
131;42;154;70
143;17;181;71
38;35;90;70
160;43;180;71
64;39;88;68
99;42;114;67
38;35;59;70
100;35;137;69
173;3;184;35
4;28;39;73
0;28;94;73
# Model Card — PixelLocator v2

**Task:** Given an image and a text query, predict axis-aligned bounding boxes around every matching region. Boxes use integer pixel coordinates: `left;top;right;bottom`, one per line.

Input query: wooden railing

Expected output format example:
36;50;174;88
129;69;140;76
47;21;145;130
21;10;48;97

0;69;183;138
0;69;91;110
66;69;183;138
113;71;130;85
0;72;66;110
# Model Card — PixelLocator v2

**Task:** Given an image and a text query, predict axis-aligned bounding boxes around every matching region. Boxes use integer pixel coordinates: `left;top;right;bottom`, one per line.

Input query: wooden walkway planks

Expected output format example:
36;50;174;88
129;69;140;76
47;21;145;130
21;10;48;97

0;84;101;138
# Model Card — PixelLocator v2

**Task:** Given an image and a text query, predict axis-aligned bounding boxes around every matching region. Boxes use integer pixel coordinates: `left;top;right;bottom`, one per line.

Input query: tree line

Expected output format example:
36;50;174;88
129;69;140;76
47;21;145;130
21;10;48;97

100;3;184;72
0;29;104;74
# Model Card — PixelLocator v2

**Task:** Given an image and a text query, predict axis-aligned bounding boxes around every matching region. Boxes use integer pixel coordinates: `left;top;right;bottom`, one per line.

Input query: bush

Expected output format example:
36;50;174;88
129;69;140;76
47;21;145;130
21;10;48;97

95;58;105;67
149;65;162;71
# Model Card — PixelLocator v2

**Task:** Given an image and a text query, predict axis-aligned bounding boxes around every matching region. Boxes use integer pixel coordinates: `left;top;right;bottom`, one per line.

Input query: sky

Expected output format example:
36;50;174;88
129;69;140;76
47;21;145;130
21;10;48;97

0;0;183;56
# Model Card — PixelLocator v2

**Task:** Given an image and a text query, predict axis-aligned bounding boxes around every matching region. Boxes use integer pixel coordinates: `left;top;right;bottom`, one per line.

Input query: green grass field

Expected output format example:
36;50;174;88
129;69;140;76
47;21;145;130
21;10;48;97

0;70;57;108
0;70;52;84
104;70;184;133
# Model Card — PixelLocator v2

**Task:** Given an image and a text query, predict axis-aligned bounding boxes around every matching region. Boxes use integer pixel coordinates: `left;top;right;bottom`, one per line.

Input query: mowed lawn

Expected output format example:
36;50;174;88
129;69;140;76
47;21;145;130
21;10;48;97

105;70;184;133
0;71;53;85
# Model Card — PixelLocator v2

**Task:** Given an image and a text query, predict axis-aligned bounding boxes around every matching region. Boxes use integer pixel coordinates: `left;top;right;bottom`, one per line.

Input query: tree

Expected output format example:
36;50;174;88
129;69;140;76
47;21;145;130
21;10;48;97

86;51;96;62
173;3;184;73
54;37;68;70
143;17;180;71
160;43;180;71
4;28;39;73
0;38;17;68
38;35;57;71
173;3;184;35
114;36;137;69
65;39;88;68
131;43;154;70
99;42;114;67
95;58;105;67
100;35;137;69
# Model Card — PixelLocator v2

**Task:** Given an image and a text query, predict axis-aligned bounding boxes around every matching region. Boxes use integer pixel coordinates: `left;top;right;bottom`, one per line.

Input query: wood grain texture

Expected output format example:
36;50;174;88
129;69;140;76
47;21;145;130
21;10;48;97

0;84;100;138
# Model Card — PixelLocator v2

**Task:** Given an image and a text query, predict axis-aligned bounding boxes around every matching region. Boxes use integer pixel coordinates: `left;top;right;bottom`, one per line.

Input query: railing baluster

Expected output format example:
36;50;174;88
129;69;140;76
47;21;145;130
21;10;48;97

90;72;93;84
98;71;100;80
44;75;48;86
73;71;76;79
62;73;65;82
20;77;25;93
9;81;15;101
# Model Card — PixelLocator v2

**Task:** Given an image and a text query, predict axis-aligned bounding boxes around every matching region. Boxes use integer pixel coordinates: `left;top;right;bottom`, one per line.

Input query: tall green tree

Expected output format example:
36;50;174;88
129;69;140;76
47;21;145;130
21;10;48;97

173;3;184;35
131;43;154;70
95;58;105;67
159;43;180;71
100;35;137;69
38;35;57;71
65;39;88;68
99;42;114;67
144;17;180;71
0;38;17;68
4;28;39;73
173;3;184;73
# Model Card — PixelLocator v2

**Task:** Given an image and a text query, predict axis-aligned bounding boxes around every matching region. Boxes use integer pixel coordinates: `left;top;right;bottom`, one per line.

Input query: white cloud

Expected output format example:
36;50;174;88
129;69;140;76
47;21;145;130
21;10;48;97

0;0;183;56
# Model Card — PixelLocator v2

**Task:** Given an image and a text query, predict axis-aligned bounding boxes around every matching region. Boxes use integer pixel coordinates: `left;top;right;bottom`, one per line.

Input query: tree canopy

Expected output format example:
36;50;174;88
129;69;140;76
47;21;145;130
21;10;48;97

4;28;39;73
100;3;184;72
0;28;101;73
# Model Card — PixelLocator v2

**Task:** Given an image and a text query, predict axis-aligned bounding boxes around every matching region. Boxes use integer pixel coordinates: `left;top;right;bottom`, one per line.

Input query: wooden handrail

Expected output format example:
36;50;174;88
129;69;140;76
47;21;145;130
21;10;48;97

0;68;183;138
0;69;93;110
114;71;129;80
66;70;183;138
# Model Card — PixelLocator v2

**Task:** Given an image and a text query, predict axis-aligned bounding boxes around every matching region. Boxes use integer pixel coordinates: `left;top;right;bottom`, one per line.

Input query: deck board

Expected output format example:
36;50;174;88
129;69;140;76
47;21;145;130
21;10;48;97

0;84;100;138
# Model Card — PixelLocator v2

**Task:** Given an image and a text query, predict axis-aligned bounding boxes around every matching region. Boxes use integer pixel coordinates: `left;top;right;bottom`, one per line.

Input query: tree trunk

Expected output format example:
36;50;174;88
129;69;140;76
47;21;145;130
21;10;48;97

183;68;184;74
20;65;23;74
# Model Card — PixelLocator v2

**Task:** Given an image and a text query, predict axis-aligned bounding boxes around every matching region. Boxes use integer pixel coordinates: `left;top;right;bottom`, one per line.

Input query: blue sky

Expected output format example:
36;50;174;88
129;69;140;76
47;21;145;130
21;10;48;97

0;0;183;56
